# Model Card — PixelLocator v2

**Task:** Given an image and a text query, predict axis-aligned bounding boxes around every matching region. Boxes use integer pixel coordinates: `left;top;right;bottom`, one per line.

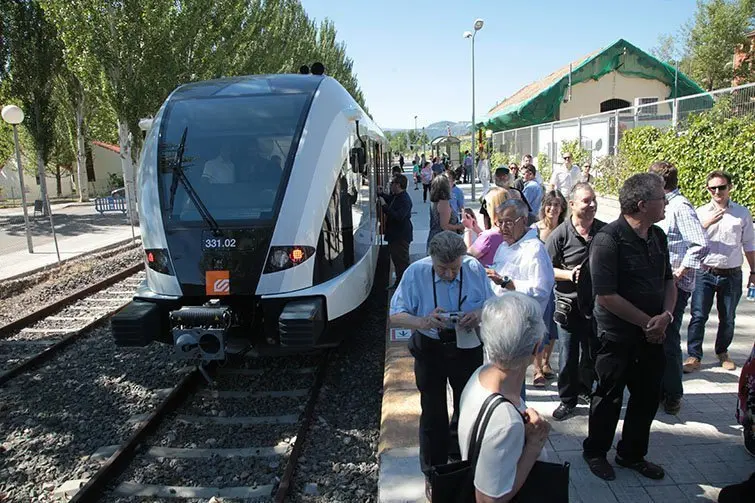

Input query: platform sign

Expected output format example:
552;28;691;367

390;328;412;342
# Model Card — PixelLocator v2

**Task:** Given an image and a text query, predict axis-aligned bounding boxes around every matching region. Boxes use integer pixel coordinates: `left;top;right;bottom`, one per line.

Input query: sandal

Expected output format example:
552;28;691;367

542;363;556;379
533;372;547;388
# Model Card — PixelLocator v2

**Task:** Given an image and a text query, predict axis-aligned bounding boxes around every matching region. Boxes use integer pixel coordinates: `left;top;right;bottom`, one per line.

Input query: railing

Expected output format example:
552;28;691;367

489;81;755;172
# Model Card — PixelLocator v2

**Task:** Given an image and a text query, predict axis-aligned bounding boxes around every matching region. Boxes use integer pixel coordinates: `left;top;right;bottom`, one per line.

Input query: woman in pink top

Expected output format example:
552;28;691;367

468;228;504;267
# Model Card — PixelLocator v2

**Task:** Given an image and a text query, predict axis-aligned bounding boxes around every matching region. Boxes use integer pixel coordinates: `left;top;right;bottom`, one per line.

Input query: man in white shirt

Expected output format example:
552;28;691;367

202;143;235;184
486;199;555;315
685;170;755;372
549;152;580;195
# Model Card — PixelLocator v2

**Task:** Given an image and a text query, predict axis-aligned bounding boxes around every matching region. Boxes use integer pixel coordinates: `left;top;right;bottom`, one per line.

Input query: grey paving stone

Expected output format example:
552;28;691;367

692;461;742;485
662;460;707;485
645;484;689;503
676;483;720;502
609;485;653;503
573;481;619;503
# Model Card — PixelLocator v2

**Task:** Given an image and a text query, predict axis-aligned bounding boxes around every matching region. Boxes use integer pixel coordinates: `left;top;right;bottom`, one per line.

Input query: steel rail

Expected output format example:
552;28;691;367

0;262;143;338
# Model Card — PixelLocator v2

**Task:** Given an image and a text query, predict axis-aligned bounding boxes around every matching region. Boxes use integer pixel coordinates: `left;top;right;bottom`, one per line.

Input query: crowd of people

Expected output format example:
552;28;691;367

384;152;755;502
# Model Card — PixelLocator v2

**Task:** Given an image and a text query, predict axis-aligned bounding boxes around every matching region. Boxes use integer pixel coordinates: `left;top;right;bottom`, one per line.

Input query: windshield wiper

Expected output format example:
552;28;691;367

167;127;221;235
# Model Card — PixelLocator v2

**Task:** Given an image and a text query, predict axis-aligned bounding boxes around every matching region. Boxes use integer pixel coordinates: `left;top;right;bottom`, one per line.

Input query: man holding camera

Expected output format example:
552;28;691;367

390;231;495;488
546;183;605;421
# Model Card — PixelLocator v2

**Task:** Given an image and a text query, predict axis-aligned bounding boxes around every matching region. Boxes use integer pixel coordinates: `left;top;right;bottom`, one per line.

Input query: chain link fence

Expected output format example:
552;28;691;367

490;81;755;174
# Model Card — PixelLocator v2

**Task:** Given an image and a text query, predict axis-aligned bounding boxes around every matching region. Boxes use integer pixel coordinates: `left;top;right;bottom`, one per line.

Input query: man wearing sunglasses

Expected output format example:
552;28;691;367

684;170;755;373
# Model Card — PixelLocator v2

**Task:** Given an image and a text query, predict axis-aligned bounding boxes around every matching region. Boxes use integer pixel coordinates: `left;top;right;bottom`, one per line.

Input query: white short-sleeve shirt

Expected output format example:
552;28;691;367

458;366;549;498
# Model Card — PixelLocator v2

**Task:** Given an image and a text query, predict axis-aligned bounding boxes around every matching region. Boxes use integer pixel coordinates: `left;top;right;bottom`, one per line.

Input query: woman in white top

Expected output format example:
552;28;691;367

458;292;552;502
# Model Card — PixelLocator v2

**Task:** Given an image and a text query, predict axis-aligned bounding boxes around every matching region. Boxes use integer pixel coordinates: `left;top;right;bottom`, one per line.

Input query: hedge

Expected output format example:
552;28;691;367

593;109;755;213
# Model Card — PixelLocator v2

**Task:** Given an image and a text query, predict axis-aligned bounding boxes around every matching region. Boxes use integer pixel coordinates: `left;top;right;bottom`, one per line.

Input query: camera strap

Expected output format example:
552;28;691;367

432;266;464;311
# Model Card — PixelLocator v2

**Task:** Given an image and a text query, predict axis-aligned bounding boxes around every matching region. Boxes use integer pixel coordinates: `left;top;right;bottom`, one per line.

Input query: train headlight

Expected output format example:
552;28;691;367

145;248;173;275
265;246;315;273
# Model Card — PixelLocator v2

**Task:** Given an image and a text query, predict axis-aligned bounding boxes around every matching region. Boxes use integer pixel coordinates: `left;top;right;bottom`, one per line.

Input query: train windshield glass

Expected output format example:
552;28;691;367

158;93;309;223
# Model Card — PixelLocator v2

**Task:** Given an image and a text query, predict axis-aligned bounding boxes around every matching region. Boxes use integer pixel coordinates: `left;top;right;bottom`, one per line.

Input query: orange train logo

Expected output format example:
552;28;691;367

206;270;230;296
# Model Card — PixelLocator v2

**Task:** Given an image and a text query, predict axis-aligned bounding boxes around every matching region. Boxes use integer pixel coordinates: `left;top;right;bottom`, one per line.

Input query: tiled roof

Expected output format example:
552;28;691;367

91;140;120;154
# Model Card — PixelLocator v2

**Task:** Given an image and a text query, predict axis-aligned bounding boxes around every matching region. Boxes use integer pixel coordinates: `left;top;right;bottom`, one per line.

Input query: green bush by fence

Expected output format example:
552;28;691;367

594;111;755;213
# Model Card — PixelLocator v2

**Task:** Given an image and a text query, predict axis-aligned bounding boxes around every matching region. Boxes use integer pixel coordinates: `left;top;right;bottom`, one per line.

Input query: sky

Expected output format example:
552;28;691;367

298;0;698;130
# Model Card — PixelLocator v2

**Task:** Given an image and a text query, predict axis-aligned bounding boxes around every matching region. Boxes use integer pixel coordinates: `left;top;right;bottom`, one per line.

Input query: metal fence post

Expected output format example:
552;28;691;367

613;110;620;155
514;129;518;160
550;122;555;172
530;127;534;157
578;116;582;145
672;98;678;130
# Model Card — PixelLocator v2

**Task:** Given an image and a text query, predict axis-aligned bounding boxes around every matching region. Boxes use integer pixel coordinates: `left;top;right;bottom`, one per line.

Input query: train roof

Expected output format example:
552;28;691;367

170;74;325;100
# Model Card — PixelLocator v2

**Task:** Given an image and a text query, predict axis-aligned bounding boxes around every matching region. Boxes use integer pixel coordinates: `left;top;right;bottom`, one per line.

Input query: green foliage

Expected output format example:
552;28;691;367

537;152;551;182
687;0;755;91
2;0;62;168
560;139;591;165
597;111;755;212
107;172;124;191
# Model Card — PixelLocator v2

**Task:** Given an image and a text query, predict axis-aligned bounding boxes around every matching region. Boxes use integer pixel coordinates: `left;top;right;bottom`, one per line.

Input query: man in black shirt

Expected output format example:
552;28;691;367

379;174;413;288
546;183;605;421
582;173;676;482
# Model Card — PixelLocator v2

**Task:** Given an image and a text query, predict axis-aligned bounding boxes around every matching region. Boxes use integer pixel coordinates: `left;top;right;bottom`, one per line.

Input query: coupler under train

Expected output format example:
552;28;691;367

111;296;329;361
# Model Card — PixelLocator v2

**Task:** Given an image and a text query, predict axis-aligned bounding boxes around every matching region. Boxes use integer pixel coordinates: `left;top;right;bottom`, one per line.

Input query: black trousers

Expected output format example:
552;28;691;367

388;239;410;285
557;314;599;407
423;183;431;202
409;332;483;476
583;336;665;461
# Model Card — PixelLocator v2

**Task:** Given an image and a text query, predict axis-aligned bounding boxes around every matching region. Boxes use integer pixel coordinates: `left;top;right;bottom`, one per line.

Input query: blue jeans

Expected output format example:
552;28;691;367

662;287;691;401
687;269;743;360
557;315;598;407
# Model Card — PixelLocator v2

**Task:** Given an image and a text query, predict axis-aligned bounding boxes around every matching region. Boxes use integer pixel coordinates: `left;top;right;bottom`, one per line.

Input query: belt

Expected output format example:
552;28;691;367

705;266;741;276
417;330;456;346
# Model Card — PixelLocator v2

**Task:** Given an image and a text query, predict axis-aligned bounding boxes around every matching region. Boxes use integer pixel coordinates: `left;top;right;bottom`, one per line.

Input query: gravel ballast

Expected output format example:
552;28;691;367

289;253;389;503
0;326;184;503
0;244;142;327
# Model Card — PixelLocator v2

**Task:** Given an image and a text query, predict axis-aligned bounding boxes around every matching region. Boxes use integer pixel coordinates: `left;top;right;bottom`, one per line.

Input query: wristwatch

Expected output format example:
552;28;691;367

664;310;674;324
500;276;511;288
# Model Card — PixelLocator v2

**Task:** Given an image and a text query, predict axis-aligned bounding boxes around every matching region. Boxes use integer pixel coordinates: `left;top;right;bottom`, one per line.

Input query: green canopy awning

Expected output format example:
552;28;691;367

482;39;708;132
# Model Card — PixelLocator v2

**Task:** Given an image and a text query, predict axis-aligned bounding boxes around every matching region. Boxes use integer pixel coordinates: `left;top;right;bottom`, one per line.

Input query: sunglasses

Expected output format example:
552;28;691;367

707;184;729;192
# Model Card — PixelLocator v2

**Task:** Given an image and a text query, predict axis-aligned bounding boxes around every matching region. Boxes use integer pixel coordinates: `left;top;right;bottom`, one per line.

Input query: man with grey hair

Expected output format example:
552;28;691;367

389;231;495;494
487;199;555;316
457;292;552;501
582;173;676;482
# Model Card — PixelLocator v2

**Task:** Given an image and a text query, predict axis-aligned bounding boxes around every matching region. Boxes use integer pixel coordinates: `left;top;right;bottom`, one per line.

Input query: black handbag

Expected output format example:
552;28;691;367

429;394;504;503
430;393;571;503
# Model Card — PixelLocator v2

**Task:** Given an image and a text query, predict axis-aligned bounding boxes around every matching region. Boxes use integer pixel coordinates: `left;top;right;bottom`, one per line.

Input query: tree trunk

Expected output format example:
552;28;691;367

75;95;89;201
36;149;49;216
117;118;138;225
55;165;62;197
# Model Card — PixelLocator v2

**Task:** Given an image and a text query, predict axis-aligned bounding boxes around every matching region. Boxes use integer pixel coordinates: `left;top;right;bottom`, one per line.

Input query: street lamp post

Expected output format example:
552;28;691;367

464;18;484;200
2;104;33;253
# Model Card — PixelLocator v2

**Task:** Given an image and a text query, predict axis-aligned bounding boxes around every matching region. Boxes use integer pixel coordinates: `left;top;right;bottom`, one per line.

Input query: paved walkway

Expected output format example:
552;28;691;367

378;174;755;503
0;201;139;281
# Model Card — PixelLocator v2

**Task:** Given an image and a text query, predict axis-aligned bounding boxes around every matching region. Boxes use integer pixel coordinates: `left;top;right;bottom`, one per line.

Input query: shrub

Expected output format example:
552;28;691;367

602;112;755;212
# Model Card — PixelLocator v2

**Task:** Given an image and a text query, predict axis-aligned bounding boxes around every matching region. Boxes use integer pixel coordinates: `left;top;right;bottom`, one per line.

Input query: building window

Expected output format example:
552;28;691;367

600;98;631;113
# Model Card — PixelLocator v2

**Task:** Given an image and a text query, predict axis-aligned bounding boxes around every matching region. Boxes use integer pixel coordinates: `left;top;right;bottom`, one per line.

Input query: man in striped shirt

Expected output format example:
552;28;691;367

648;162;709;415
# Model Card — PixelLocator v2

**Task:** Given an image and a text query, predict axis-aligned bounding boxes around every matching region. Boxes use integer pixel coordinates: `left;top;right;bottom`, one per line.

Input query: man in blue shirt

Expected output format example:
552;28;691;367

379;174;414;288
390;231;495;488
522;164;543;216
446;170;465;218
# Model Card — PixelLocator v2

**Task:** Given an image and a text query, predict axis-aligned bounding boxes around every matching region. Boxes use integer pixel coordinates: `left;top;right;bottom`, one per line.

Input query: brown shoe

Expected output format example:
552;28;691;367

717;352;737;371
683;357;701;373
533;371;547;388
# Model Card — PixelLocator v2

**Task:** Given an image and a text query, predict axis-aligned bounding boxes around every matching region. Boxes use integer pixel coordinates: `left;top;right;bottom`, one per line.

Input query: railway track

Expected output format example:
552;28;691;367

58;352;329;502
0;264;145;386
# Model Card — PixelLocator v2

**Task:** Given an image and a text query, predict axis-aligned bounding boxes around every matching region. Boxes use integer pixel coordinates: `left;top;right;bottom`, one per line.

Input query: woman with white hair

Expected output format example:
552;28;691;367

458;292;552;502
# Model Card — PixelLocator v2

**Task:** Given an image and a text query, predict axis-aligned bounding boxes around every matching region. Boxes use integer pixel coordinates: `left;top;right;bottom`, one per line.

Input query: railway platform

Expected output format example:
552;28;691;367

378;172;755;503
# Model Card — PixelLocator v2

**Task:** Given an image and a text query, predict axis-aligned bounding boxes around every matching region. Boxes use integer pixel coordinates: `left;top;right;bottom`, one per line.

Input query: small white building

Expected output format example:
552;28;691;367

0;140;127;202
483;39;707;160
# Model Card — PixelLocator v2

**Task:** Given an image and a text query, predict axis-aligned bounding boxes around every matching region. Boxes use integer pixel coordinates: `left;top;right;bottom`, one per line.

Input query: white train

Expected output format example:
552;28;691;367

112;71;389;361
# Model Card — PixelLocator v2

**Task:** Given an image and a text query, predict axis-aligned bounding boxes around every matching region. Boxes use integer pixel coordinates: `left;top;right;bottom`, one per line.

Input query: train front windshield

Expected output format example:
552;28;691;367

158;93;310;223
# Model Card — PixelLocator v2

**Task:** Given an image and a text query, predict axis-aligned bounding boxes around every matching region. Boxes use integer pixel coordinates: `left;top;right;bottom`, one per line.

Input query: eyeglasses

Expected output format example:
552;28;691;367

497;216;523;228
563;156;572;160
707;184;729;192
